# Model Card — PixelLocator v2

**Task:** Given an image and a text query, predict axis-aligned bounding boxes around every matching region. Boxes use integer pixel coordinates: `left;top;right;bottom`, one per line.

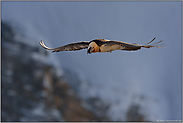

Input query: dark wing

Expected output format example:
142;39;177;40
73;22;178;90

101;40;142;51
102;37;163;51
39;40;90;52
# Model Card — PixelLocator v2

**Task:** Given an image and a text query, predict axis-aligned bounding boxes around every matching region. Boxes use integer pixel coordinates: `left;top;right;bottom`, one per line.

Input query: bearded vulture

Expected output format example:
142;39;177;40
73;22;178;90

39;37;163;54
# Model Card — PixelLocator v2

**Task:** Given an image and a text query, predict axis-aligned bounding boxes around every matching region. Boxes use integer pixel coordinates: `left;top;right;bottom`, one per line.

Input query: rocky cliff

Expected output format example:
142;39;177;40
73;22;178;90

1;21;146;122
1;22;108;121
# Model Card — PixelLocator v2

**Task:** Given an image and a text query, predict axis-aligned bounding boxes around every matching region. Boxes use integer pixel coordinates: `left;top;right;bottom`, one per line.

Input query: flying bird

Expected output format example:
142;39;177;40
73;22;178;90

39;37;163;54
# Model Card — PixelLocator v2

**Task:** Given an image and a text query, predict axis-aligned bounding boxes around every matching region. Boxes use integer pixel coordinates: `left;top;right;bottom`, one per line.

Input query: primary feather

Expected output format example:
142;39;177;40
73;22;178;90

40;40;89;52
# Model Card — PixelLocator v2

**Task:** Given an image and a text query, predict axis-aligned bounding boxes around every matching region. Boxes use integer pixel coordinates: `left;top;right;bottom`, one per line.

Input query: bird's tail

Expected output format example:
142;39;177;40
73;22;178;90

142;37;165;48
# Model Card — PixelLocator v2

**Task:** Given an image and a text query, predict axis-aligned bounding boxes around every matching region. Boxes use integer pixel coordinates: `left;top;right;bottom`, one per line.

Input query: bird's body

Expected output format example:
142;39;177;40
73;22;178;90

39;37;163;54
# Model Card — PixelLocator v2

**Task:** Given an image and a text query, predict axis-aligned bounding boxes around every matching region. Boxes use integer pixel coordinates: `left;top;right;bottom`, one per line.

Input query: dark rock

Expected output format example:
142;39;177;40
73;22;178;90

1;21;100;122
126;104;145;122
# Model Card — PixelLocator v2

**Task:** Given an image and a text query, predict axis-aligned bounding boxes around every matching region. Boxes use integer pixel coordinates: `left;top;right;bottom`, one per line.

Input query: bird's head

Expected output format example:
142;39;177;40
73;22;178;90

87;42;98;54
87;46;94;54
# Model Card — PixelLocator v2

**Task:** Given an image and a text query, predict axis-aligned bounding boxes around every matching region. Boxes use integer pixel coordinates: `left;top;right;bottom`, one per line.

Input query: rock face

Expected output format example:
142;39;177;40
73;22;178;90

1;22;101;121
126;104;145;122
1;21;148;122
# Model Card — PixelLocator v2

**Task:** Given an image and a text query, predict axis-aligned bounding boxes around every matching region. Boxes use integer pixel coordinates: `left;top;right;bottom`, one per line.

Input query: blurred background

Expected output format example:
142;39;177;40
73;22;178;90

1;1;182;122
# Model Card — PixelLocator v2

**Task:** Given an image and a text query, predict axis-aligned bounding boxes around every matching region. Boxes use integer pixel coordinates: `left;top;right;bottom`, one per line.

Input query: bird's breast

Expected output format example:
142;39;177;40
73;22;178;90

91;48;99;53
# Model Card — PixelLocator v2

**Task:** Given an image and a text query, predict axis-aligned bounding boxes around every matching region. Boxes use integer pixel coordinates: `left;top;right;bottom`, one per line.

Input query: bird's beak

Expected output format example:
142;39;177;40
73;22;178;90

87;47;91;54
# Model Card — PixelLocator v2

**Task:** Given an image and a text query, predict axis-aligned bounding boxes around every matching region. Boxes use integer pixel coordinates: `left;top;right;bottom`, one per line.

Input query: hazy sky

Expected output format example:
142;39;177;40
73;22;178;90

1;1;182;121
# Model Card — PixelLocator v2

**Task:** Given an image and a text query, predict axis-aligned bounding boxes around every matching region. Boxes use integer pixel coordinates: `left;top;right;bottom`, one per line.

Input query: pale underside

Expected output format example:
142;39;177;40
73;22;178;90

100;44;126;53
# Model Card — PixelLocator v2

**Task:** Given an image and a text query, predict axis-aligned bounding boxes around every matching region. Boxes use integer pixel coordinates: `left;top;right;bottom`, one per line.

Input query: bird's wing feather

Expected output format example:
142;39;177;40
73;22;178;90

101;37;163;51
146;37;156;44
39;40;89;52
142;37;163;48
100;40;142;51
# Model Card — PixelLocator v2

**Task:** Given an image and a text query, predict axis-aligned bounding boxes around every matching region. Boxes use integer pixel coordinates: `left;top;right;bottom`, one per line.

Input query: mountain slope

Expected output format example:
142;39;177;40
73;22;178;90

1;21;103;121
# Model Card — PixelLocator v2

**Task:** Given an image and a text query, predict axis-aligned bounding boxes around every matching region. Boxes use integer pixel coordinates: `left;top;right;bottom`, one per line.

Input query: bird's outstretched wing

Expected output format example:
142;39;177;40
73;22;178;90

99;40;142;51
99;37;163;52
39;40;90;52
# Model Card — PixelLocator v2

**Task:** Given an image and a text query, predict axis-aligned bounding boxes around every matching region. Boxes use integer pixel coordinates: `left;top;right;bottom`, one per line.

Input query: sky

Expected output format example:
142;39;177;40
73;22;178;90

1;1;182;121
